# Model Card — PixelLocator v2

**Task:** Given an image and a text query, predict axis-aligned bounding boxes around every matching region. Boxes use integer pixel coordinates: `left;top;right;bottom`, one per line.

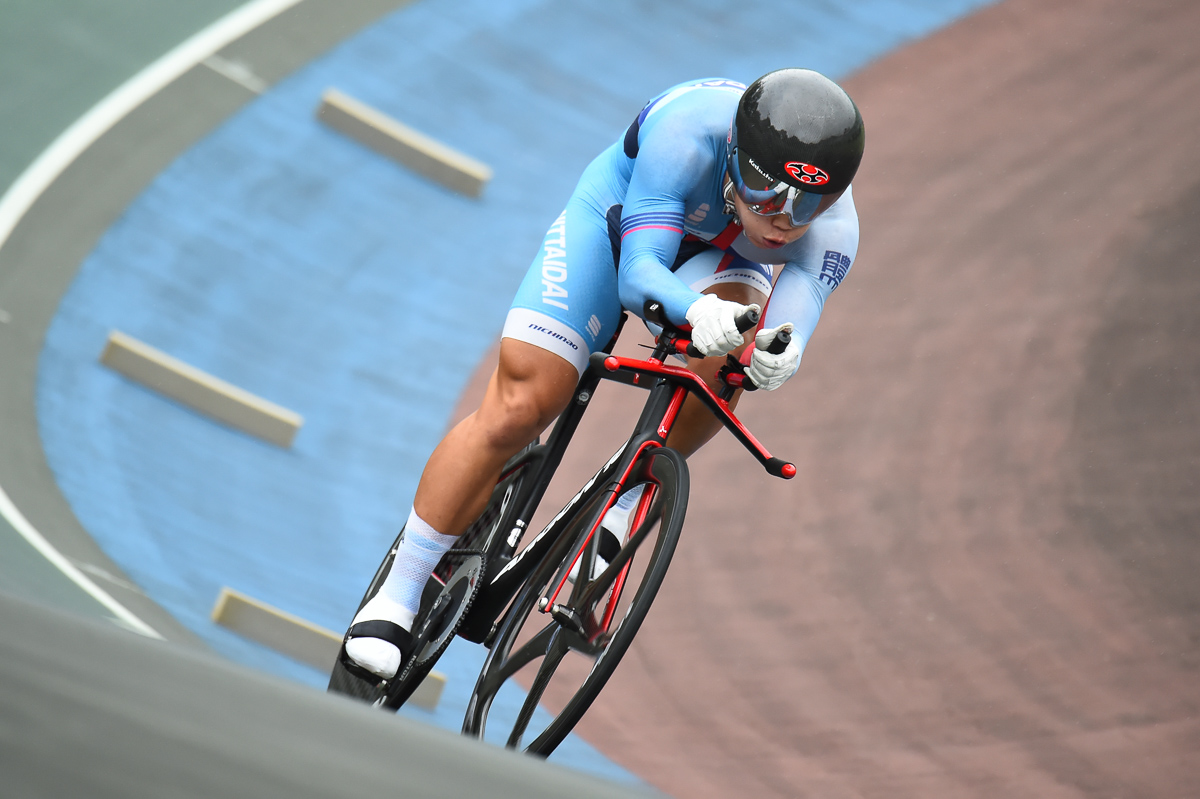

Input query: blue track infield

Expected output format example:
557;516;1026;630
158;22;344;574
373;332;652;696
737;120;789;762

36;0;998;781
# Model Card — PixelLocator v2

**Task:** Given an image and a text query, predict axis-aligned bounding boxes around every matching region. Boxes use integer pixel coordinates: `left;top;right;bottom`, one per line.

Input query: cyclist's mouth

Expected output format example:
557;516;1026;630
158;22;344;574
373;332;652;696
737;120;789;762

758;236;786;250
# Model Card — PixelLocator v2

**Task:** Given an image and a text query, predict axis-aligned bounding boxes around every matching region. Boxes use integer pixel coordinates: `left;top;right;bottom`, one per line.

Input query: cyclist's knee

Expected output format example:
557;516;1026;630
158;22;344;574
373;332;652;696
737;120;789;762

702;280;767;309
484;388;549;450
477;339;577;451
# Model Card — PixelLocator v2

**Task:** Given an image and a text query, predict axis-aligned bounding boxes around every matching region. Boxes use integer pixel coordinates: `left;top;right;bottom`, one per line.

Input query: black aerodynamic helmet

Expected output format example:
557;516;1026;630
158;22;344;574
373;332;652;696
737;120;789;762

726;68;865;225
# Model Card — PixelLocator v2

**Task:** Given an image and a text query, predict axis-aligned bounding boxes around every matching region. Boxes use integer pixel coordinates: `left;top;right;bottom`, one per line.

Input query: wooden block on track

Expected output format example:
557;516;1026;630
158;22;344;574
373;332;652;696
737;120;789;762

100;330;302;448
211;587;446;711
212;586;342;671
317;88;492;198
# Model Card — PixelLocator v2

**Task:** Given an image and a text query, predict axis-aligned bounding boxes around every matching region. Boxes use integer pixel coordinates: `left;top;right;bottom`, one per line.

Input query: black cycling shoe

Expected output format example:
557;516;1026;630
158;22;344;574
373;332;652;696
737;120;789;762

568;527;622;583
338;620;415;683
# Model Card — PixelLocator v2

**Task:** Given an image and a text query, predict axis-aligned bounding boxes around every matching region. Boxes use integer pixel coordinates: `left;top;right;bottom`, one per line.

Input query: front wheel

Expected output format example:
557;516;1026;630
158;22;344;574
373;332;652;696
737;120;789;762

461;445;688;756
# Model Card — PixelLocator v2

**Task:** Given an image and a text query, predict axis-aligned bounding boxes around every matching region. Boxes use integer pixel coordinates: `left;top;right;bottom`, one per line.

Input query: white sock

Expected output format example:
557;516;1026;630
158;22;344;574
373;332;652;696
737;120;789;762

346;508;456;678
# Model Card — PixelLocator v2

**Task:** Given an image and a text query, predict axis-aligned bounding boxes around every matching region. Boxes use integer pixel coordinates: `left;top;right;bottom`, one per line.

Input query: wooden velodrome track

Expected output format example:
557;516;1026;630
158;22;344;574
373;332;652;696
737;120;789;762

449;0;1200;795
3;0;1197;796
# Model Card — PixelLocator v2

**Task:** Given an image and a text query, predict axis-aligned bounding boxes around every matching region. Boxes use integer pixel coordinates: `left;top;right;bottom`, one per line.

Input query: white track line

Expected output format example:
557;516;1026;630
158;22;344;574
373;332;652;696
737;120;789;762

0;0;304;639
0;485;162;638
0;0;301;245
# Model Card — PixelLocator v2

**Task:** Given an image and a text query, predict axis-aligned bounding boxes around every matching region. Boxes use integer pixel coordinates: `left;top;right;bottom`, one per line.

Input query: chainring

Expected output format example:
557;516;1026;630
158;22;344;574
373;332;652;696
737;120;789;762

379;551;486;708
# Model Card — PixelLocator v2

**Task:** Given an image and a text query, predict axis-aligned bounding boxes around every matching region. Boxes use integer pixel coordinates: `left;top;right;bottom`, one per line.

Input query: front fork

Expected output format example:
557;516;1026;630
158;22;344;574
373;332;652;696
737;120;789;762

539;377;686;635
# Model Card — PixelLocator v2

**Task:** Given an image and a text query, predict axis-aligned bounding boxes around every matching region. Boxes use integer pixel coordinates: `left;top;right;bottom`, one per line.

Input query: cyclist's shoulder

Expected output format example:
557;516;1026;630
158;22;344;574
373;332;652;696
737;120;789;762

631;79;741;184
638;77;744;138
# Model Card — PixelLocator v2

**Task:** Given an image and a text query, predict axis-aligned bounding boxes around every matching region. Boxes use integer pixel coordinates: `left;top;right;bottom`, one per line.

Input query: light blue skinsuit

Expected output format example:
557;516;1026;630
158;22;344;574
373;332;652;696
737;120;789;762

503;78;860;375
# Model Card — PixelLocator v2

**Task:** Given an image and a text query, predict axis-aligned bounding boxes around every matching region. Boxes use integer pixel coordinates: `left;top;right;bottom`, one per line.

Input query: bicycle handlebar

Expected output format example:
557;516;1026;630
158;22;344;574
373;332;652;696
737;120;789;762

591;350;796;479
736;306;762;333
724;326;791;393
645;299;790;392
591;299;797;478
762;326;792;355
675;305;760;359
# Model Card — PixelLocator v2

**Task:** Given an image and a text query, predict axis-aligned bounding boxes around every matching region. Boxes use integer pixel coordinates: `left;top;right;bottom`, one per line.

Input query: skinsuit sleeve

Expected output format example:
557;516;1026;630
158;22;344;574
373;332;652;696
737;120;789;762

760;186;860;355
614;118;713;326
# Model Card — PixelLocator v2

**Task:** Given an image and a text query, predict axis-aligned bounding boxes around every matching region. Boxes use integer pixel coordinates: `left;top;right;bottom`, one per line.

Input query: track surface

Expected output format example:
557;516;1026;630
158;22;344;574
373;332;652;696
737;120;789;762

452;0;1200;796
0;590;655;799
0;0;244;192
9;1;1007;791
5;0;1198;795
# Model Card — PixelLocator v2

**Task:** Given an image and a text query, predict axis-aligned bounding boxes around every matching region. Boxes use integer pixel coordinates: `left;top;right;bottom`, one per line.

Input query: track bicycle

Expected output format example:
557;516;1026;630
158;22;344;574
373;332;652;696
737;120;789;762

328;300;796;755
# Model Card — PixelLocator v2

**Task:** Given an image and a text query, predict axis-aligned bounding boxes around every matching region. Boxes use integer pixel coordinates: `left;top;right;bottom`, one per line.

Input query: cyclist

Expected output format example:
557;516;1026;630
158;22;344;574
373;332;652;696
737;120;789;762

341;68;864;680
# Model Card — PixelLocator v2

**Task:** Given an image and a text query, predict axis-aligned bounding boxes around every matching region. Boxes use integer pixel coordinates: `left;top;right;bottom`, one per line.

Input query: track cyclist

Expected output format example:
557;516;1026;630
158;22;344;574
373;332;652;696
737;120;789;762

341;68;865;681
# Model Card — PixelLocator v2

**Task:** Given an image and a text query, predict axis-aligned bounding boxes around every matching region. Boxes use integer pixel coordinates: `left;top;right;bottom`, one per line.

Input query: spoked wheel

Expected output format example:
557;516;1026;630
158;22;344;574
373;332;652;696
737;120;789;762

462;445;688;756
327;443;539;706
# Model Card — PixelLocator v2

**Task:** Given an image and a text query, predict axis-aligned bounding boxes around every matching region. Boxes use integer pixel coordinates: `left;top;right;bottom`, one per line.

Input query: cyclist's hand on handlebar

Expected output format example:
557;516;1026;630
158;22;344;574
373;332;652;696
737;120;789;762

747;323;801;391
685;295;760;357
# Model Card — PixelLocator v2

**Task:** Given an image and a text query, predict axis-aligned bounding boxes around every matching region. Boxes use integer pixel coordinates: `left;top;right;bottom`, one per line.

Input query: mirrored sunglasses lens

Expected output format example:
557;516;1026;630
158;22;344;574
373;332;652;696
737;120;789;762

755;192;789;214
731;160;777;206
788;192;823;225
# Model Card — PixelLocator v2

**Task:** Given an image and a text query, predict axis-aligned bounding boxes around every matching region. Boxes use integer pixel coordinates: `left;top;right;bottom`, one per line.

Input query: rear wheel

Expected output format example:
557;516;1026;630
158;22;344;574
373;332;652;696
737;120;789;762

461;445;688;755
326;527;403;704
327;444;539;706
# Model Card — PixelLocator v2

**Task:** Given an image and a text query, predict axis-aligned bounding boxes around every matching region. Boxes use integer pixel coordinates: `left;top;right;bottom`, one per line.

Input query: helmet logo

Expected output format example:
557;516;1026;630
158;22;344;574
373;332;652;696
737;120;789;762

785;161;830;186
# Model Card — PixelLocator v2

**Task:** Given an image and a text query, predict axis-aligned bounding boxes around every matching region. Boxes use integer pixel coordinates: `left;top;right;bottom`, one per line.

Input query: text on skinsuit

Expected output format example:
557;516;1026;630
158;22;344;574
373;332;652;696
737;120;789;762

819;250;851;289
528;323;579;351
542;211;568;310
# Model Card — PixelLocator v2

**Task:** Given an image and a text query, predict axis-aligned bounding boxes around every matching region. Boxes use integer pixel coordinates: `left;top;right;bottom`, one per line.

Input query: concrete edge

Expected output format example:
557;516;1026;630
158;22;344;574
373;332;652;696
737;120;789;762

211;585;448;711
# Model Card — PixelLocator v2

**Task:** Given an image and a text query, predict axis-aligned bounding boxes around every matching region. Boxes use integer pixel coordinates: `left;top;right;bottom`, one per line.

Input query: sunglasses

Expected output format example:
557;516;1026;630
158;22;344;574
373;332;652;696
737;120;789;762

726;122;842;226
724;174;838;227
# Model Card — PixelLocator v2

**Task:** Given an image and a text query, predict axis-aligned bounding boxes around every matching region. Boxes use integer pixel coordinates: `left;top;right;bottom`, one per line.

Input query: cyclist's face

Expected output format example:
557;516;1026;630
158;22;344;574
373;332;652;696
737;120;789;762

728;188;811;251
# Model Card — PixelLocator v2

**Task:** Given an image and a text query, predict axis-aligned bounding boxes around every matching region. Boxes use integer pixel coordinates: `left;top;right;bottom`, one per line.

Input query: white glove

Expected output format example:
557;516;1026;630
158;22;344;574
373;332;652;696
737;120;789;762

684;295;759;357
746;323;801;391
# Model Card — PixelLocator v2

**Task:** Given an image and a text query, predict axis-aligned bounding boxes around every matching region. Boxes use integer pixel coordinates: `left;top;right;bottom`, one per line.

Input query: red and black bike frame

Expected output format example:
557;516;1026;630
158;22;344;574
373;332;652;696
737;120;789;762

457;306;795;647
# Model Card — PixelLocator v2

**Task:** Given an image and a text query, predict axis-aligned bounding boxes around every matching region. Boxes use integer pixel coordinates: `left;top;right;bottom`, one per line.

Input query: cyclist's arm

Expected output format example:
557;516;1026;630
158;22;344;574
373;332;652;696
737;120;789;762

616;136;709;327
762;187;860;354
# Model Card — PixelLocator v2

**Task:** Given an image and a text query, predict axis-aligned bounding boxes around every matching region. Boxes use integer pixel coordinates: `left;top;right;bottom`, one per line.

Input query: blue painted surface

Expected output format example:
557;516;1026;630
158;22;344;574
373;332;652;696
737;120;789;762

36;0;999;783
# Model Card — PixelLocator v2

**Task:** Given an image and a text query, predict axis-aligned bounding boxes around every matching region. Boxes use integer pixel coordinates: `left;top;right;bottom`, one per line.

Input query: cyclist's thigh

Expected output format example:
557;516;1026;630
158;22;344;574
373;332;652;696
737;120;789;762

504;195;623;377
484;337;579;429
672;247;774;299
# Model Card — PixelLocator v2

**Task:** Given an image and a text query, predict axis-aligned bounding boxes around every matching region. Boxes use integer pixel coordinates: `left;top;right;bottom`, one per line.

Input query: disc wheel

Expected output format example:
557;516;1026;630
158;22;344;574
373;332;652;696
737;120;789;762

461;445;688;755
326;526;403;704
327;444;538;706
